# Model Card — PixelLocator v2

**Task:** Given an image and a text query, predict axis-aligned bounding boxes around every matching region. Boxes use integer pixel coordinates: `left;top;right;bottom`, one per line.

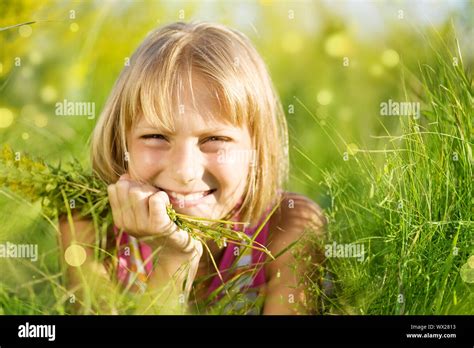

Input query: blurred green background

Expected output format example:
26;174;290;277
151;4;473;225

1;0;472;204
0;0;472;313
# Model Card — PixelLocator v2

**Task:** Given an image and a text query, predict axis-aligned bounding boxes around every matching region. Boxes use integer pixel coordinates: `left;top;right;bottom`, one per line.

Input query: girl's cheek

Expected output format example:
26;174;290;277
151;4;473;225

212;145;252;166
130;146;165;178
209;153;250;186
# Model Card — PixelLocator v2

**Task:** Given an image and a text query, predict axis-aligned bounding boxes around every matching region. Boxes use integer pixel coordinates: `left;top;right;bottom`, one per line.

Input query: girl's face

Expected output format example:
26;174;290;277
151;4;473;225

127;82;253;220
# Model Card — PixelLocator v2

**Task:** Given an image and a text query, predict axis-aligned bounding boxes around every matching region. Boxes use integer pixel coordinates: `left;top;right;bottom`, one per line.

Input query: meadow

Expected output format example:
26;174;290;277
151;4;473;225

0;0;472;315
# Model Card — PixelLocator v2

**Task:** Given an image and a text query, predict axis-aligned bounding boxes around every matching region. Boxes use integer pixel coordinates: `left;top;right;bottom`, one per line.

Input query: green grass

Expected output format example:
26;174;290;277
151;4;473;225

309;36;473;315
0;15;472;314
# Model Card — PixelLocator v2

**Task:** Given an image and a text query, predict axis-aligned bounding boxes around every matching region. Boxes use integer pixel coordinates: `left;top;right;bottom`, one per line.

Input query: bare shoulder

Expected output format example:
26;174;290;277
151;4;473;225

268;192;326;245
265;192;326;274
262;192;326;313
58;212;98;252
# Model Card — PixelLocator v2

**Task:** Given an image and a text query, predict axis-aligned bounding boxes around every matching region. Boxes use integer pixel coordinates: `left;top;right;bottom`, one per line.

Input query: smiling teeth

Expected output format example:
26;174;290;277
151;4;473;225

169;191;208;202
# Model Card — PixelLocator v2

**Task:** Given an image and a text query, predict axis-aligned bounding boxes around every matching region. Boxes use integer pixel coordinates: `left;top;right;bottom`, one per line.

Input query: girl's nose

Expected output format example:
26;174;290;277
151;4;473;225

170;144;203;185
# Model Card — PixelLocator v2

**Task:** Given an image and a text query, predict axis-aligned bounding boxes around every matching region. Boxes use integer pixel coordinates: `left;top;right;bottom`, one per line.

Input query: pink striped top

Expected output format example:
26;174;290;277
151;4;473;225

114;226;153;293
206;216;270;296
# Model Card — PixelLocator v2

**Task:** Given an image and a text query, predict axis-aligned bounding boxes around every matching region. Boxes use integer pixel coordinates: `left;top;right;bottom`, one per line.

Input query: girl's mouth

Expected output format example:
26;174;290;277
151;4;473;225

158;188;217;207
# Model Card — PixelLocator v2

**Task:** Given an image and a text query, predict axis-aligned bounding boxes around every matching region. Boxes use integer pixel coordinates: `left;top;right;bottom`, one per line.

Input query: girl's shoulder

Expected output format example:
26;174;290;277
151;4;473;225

262;192;326;311
266;191;326;258
269;191;326;239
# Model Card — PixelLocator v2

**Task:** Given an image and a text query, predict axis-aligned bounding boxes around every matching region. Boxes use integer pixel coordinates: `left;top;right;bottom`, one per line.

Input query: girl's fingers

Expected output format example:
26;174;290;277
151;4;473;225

115;179;137;232
148;191;172;234
173;229;201;254
148;191;199;253
130;186;156;234
180;231;196;254
107;184;123;229
110;177;198;254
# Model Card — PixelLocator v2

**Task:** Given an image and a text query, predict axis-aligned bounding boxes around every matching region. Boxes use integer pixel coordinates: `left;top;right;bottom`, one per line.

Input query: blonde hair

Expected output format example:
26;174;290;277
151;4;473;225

91;21;288;226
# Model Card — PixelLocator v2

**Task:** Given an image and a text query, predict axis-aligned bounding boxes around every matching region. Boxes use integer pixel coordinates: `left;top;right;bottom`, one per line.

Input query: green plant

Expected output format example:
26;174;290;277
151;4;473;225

314;37;473;315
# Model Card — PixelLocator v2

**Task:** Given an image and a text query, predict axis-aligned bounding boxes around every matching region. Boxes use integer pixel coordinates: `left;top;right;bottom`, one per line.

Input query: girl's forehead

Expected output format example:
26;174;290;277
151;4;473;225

129;63;257;136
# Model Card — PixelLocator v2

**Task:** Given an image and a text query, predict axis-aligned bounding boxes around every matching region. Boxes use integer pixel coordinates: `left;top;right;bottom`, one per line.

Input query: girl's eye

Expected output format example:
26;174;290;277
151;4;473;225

203;136;231;143
141;134;167;141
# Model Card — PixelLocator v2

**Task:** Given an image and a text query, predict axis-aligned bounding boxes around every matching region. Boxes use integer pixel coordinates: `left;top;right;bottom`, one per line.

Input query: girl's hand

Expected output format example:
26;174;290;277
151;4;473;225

107;174;203;262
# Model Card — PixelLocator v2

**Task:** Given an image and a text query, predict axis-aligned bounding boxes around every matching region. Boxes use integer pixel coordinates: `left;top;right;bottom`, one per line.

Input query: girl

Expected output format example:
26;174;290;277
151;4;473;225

59;21;325;315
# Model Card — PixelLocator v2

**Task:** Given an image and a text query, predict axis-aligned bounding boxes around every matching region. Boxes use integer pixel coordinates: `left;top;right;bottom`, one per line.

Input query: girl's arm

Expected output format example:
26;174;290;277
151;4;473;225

58;213;201;315
106;174;203;314
263;193;326;315
134;247;202;314
59;173;202;315
58;213;118;314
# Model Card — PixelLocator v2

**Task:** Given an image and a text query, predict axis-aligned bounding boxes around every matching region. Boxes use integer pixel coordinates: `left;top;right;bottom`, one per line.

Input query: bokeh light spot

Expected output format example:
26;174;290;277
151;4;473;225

70;23;79;32
325;33;351;57
317;89;333;106
460;261;474;284
0;108;14;128
382;49;400;68
468;255;474;268
29;51;43;65
19;25;32;38
65;244;87;267
34;113;48;128
370;64;384;77
281;32;303;54
41;85;58;104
